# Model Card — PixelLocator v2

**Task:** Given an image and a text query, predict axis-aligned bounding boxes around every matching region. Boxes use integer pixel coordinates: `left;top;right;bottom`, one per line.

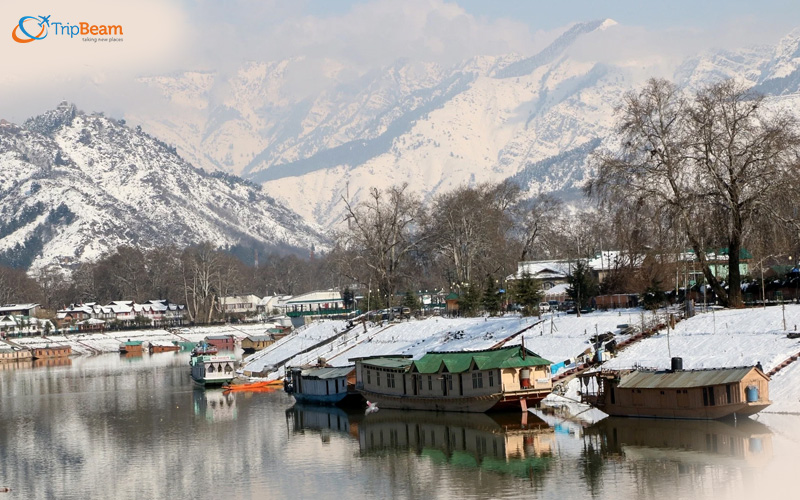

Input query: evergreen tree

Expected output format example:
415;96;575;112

642;278;667;310
513;271;542;316
457;282;481;316
342;287;355;309
481;276;502;316
402;290;420;310
567;260;598;317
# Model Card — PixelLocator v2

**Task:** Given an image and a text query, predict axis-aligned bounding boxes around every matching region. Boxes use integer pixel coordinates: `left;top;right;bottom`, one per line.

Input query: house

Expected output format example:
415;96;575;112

205;334;235;350
281;290;344;317
444;292;459;314
219;294;261;315
0;303;39;317
508;261;571;289
0;315;55;336
241;335;275;353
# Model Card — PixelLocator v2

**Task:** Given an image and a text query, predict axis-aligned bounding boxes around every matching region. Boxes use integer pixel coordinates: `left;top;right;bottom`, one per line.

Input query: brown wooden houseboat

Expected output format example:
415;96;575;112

579;358;771;419
31;345;72;360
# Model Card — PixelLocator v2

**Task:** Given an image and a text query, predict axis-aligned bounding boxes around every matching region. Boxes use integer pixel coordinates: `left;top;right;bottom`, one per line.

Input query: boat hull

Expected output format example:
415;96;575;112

358;389;550;413
600;401;772;420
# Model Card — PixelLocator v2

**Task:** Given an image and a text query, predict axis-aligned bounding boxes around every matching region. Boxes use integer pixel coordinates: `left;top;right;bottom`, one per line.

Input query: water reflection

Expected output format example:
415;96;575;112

586;417;773;466
193;387;237;423
286;404;362;442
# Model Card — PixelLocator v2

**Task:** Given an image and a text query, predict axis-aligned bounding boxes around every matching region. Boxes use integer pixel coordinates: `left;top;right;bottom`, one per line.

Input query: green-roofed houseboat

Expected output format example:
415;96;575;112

352;345;553;413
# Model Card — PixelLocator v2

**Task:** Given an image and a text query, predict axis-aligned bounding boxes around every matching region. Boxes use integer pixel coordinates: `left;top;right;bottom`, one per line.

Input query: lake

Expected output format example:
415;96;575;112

1;352;798;499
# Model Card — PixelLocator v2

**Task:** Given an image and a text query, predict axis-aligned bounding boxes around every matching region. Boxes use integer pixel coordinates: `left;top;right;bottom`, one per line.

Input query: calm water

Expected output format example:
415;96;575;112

1;353;798;500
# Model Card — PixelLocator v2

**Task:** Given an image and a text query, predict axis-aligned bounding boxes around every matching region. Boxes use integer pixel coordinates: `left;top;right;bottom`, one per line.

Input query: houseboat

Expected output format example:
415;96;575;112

149;341;180;353
0;344;32;363
31;345;72;359
352;345;553;413
285;365;359;405
241;335;275;354
578;358;771;419
190;350;237;386
204;335;235;350
119;340;143;354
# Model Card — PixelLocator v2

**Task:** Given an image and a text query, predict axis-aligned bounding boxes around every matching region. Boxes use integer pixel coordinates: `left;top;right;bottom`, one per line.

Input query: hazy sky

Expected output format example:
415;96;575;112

1;0;797;122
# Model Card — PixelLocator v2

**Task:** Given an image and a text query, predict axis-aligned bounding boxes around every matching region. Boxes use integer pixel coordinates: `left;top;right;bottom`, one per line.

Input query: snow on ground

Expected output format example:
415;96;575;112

598;304;800;412
240;310;640;379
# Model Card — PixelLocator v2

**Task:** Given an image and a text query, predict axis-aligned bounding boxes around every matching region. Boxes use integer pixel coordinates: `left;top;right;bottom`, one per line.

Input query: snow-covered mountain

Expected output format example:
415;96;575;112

119;21;800;228
0;102;325;272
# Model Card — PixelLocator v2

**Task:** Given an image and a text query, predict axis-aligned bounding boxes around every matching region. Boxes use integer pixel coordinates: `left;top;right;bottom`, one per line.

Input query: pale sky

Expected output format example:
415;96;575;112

0;0;796;122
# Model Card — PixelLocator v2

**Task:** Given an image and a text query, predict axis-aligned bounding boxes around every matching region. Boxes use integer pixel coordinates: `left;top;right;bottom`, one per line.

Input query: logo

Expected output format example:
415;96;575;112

11;15;123;44
11;15;49;43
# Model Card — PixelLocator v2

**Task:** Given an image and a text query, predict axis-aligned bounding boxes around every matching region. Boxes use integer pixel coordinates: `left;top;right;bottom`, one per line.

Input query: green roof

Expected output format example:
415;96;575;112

445;292;459;300
412;345;551;374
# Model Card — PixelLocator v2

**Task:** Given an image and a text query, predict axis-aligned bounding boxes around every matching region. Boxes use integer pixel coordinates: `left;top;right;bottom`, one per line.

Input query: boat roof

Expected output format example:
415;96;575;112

300;366;355;379
617;367;762;389
359;357;414;369
245;335;273;342
413;345;551;374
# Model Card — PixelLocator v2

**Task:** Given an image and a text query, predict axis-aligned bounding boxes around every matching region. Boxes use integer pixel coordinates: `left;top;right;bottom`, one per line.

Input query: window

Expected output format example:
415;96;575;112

428;376;432;391
448;374;453;391
387;373;395;388
726;384;732;404
472;372;484;389
376;372;381;387
367;370;371;384
489;370;494;387
418;376;423;390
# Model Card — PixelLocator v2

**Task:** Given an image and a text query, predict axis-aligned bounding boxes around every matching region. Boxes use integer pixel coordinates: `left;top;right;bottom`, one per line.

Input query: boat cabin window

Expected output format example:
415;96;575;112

208;364;215;373
488;370;494;387
703;386;716;406
387;373;396;388
726;384;732;404
376;372;381;387
366;370;371;384
428;376;432;391
472;372;483;389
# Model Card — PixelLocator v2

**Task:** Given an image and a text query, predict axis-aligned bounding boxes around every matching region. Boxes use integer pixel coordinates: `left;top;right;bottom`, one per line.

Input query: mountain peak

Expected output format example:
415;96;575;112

23;102;79;136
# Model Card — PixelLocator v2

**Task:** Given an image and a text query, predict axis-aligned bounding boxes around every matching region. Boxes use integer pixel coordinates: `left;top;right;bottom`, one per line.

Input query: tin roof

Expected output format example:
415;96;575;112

617;367;761;389
413;345;550;374
360;357;414;369
300;366;355;379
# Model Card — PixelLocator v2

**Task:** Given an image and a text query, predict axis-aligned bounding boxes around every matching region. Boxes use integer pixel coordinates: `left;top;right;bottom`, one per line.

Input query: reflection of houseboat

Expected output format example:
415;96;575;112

149;341;180;353
33;356;72;368
353;345;552;412
192;388;237;422
285;404;362;440
119;340;143;355
585;417;773;466
578;359;771;419
285;365;360;406
359;410;555;478
31;345;72;359
190;351;237;386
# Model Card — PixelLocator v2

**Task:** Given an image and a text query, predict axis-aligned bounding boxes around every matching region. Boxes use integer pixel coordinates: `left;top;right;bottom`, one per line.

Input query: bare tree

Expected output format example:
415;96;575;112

340;184;424;307
515;193;564;261
427;181;519;286
590;78;800;307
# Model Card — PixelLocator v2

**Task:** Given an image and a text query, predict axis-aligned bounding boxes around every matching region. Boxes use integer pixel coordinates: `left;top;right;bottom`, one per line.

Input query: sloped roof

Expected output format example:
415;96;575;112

413;346;551;374
617;367;763;389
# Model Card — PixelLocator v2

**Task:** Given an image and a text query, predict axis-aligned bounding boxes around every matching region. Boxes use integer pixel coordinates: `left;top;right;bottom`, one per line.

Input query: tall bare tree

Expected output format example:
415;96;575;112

589;78;800;307
340;184;424;306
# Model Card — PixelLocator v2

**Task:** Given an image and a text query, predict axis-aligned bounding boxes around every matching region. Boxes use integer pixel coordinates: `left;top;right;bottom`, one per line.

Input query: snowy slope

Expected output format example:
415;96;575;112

0;103;326;271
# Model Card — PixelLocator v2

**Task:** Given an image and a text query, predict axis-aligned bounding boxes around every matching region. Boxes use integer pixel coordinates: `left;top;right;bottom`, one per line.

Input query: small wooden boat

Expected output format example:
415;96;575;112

222;380;282;392
149;341;180;353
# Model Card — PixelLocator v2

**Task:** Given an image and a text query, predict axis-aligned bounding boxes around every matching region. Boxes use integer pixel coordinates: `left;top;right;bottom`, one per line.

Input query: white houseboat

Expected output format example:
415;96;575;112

190;351;237;386
285;365;359;405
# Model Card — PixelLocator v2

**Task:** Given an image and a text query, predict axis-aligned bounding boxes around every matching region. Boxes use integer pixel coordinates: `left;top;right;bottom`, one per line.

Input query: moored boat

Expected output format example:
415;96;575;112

31;345;72;359
222;379;282;392
353;344;553;413
285;365;359;406
119;340;143;355
577;358;772;419
149;341;180;353
190;352;237;386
